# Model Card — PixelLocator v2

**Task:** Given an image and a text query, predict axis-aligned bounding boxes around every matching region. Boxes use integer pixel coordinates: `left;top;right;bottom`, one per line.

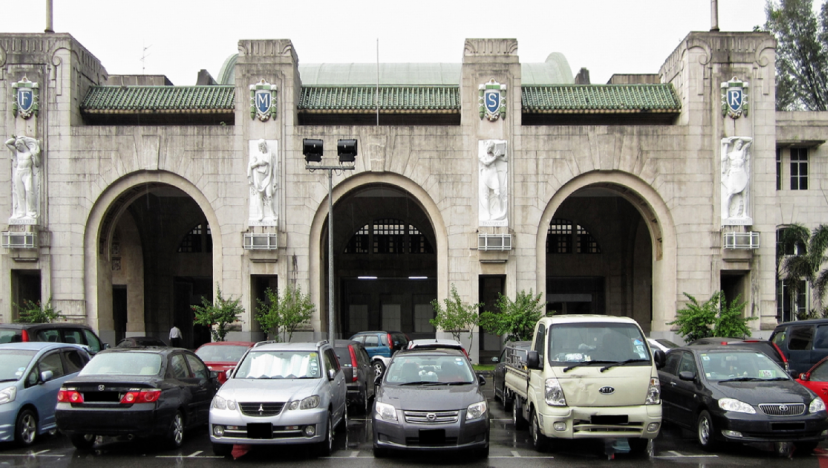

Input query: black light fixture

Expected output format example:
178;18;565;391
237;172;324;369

303;138;323;163
337;139;358;163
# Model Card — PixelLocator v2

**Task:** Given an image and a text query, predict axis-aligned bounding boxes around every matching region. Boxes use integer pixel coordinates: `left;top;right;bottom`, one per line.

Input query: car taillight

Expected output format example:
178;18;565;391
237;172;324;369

387;333;393;349
348;346;359;382
58;389;84;403
120;389;162;404
21;330;29;342
462;348;469;359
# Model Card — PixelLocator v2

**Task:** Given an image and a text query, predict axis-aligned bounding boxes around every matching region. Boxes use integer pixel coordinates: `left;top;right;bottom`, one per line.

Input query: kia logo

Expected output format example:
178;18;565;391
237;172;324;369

598;386;615;395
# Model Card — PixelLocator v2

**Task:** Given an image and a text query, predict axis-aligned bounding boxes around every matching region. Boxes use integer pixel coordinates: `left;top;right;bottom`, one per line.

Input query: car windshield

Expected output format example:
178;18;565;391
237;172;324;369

0;350;36;380
196;345;250;363
80;353;163;376
385;355;474;385
699;351;788;382
234;351;321;379
548;322;650;364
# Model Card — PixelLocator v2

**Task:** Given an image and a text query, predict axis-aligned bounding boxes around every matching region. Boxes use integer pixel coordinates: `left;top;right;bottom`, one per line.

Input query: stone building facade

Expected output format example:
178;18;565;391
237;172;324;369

1;30;825;362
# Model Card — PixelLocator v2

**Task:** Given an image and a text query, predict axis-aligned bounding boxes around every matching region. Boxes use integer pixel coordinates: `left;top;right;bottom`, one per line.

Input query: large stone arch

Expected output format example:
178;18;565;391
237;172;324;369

308;173;448;336
83;171;223;345
535;171;677;333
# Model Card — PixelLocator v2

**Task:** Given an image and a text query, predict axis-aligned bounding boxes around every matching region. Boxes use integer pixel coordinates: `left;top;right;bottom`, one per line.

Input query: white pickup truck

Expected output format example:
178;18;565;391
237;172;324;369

504;315;666;453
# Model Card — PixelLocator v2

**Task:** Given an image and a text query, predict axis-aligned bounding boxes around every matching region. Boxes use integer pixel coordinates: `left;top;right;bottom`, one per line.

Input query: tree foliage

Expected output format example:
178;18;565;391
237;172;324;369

192;285;244;342
765;0;828;110
430;284;483;349
15;297;62;323
479;289;546;342
669;291;755;342
255;284;315;342
778;223;828;311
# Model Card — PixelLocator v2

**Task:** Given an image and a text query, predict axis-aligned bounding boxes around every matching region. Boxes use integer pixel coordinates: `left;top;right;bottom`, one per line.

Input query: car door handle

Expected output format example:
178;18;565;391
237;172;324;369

669;382;677;386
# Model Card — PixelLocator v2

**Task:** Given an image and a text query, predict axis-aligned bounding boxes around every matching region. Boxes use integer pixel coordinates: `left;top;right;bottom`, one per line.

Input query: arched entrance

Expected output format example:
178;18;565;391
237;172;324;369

310;176;447;339
84;173;221;348
537;172;677;334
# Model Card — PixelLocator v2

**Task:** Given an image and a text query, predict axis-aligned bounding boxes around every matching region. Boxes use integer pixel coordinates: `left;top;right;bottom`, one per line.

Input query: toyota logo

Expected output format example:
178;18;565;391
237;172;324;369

98;385;105;391
426;413;437;421
779;405;788;413
598;386;615;395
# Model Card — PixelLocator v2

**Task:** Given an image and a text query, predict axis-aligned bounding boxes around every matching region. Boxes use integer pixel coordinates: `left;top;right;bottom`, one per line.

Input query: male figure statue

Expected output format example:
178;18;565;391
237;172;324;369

5;135;41;222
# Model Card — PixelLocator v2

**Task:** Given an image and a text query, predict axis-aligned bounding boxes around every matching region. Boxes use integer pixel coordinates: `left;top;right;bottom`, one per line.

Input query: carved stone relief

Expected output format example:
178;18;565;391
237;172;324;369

5;135;41;225
248;139;278;226
478;140;508;227
721;136;752;226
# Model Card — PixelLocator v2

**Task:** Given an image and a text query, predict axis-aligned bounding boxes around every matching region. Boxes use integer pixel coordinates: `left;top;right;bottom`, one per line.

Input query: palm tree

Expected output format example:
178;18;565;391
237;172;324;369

778;223;828;314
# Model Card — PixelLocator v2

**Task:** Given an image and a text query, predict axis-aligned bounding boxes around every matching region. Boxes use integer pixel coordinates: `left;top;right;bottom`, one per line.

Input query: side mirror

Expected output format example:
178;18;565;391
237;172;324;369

800;373;809;381
477;374;486;386
678;370;696;381
40;370;54;383
491;357;499;363
654;350;666;369
328;369;337;381
102;343;110;350
526;350;541;370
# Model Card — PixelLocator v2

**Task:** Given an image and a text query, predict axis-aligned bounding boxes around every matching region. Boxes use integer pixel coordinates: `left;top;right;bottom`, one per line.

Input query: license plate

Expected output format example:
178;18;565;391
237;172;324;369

419;429;445;444
247;423;273;439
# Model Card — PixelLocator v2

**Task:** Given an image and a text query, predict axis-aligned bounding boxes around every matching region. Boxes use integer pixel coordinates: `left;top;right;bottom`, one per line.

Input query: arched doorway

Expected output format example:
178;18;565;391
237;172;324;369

316;182;441;339
537;173;677;334
85;174;221;349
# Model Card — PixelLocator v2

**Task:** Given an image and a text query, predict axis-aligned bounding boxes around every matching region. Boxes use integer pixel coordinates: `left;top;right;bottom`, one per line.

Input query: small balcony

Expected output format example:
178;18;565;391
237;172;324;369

2;231;36;249
723;231;760;250
243;233;278;250
478;233;512;251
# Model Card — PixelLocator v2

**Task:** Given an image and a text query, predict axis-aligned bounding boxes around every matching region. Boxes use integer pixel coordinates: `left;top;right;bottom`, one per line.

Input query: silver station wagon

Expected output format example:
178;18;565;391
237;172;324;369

208;341;347;456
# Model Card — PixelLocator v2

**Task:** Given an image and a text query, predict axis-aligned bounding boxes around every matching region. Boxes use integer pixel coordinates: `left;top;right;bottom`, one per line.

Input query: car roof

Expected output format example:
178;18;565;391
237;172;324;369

196;341;256;347
251;341;326;352
539;315;640;325
394;348;465;357
351;331;404;335
408;339;462;346
677;344;772;353
774;318;828;327
0;342;83;352
98;347;182;356
0;322;94;330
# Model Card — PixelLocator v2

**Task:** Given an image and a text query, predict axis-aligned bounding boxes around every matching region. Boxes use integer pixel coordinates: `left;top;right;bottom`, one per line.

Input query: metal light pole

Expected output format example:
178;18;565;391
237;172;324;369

303;139;357;344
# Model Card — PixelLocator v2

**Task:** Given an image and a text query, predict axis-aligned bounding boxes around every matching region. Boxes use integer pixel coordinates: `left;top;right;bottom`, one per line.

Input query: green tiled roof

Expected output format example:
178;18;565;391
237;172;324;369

81;86;235;113
522;84;680;113
298;86;460;113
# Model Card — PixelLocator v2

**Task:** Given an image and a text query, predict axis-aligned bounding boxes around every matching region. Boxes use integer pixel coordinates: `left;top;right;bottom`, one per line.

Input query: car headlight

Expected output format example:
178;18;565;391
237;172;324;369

466;401;487;421
0;386;16;405
212;395;236;410
810;398;826;414
718;398;755;414
645;377;661;405
299;395;320;410
375;402;398;421
545;378;566;406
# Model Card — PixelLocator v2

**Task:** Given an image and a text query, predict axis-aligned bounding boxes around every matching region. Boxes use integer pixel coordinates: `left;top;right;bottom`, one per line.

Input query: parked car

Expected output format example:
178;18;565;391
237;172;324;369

689;338;790;373
116;336;168;348
348;331;410;376
770;319;828;375
407;338;469;359
372;348;490;458
648;338;680;353
658;345;828;453
209;341;348;457
491;341;530;410
333;340;375;414
796;356;828;405
194;341;255;384
55;347;220;450
0;323;108;355
0;342;89;446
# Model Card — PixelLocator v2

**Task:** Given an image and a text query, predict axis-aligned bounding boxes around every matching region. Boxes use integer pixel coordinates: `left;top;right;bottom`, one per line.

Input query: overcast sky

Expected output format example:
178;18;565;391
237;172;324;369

3;0;768;86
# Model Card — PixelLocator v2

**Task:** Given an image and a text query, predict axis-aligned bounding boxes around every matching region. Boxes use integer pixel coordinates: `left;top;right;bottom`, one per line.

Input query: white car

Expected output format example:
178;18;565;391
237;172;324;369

647;338;680;353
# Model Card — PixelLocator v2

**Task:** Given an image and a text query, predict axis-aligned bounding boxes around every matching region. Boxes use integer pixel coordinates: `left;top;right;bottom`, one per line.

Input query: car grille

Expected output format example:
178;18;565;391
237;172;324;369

403;410;459;424
759;403;805;416
239;402;285;417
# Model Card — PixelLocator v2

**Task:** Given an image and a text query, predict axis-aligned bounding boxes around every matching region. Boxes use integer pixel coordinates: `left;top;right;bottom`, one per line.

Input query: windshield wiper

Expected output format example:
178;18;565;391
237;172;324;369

562;361;616;373
600;359;649;373
399;381;437;386
718;377;764;382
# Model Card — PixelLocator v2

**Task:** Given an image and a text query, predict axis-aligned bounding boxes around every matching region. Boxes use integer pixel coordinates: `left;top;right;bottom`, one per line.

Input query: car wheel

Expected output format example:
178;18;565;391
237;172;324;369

512;397;527;430
316;415;333;456
338;403;348;431
165;411;185;449
372;361;385;377
212;442;232;457
70;433;96;450
15;409;37;447
530;409;550;452
696;410;719;451
795;441;818;455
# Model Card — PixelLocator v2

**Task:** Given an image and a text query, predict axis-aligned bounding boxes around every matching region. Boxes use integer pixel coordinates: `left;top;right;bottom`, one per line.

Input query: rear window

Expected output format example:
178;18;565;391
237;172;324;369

0;330;22;344
81;353;163;376
788;325;815;351
195;345;250;363
334;347;352;363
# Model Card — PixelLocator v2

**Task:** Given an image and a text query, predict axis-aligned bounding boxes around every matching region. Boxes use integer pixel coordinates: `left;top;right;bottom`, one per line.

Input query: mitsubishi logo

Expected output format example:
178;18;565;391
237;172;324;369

258;404;264;414
426;413;436;421
98;385;105;391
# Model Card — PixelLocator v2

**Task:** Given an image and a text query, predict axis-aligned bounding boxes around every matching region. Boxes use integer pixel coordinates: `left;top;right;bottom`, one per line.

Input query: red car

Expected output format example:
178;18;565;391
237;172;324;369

194;341;255;383
797;356;828;405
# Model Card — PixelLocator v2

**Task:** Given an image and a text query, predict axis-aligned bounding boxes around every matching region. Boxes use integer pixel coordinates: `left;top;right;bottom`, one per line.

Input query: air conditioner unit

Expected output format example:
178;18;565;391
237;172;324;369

723;231;760;250
243;233;278;250
2;232;36;249
478;233;512;251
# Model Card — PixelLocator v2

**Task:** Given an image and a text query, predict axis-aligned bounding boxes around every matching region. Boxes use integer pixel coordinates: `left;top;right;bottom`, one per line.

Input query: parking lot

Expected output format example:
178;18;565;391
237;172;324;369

0;376;826;468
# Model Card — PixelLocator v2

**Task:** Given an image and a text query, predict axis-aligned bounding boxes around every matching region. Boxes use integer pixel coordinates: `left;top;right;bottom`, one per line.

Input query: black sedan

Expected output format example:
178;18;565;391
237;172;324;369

372;348;489;458
55;347;219;450
659;345;828;453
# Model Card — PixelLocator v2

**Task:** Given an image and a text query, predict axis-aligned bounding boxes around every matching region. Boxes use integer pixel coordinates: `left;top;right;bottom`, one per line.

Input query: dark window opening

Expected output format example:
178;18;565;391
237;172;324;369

177;223;212;253
791;148;808;190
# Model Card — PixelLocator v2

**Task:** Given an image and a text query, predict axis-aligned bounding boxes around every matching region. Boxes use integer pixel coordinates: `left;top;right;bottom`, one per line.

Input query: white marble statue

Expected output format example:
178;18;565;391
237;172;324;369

5;135;41;225
478;140;508;226
721;136;752;225
248;139;278;226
